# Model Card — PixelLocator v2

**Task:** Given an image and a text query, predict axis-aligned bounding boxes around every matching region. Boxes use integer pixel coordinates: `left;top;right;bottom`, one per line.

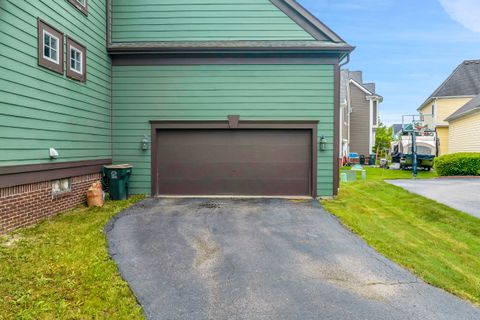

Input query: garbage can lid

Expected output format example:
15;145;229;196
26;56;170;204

103;164;133;169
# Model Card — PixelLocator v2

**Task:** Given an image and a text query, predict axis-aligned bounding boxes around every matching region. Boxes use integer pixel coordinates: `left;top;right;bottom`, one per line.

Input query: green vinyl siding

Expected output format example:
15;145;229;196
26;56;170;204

0;0;112;166
112;64;335;196
111;0;315;42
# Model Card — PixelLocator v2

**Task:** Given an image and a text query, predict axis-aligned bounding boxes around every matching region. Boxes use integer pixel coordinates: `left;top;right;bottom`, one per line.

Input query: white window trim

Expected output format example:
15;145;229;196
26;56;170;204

76;0;86;7
43;30;60;64
69;45;83;75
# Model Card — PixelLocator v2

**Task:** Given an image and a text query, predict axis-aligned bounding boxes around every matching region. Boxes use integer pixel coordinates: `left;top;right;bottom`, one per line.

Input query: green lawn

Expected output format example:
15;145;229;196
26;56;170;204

341;166;437;180
323;168;480;305
0;197;145;319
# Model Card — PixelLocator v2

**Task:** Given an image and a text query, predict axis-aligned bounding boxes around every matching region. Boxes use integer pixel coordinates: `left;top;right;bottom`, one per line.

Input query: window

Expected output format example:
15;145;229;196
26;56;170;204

66;37;87;82
70;47;82;74
43;31;59;63
52;178;72;196
67;0;88;15
38;19;64;74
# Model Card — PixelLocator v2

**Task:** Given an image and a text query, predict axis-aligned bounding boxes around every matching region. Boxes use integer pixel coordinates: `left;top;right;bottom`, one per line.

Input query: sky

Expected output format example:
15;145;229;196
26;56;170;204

298;0;480;125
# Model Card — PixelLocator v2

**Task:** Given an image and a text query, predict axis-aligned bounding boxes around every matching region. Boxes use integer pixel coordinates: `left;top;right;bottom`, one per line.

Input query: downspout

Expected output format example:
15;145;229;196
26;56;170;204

433;97;438;156
339;53;350;67
339;103;343;159
339;53;350;159
346;80;351;156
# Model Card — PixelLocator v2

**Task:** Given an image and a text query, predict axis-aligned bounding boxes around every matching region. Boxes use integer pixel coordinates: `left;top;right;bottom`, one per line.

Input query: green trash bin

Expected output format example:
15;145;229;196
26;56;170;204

102;164;133;200
368;154;376;166
359;155;366;165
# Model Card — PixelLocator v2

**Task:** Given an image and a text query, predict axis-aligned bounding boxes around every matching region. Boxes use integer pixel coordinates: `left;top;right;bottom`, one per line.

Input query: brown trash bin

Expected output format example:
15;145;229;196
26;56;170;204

87;181;104;207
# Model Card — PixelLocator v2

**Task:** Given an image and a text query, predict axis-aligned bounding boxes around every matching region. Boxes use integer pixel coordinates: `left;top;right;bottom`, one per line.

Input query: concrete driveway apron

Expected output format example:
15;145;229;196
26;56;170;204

387;178;480;218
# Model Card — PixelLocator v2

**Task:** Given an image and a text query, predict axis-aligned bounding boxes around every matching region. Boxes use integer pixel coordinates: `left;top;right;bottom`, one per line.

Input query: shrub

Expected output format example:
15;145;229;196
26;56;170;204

434;153;480;176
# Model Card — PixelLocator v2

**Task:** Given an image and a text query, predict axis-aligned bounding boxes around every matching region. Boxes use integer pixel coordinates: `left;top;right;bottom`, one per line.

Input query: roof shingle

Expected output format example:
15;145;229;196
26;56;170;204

429;60;480;98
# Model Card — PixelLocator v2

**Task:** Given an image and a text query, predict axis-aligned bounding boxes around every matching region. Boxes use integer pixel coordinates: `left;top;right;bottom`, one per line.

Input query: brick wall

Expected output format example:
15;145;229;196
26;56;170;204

0;173;101;234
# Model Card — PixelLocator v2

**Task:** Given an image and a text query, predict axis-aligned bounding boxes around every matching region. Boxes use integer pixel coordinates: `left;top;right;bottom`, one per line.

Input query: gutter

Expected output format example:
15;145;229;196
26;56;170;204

339;53;350;67
107;41;355;54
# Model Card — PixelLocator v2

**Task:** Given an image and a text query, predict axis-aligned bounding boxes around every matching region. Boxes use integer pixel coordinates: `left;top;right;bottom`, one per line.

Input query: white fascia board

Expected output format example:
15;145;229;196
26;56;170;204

349;79;373;95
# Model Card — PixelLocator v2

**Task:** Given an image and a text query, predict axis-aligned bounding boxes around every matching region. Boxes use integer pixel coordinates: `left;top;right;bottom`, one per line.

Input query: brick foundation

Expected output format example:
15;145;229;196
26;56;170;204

0;173;101;234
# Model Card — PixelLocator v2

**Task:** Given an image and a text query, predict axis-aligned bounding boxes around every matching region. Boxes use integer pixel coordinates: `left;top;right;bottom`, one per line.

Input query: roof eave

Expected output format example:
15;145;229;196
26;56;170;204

445;107;480;122
418;97;434;111
108;41;355;54
349;78;375;96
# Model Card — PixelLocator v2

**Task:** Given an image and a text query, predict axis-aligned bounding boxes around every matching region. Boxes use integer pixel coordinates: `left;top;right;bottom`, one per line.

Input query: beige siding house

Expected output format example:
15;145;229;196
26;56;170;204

418;60;480;155
446;95;480;153
340;70;383;160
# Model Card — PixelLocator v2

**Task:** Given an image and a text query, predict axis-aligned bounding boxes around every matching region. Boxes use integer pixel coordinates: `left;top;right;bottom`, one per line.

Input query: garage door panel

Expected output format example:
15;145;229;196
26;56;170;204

159;146;309;163
158;178;310;196
158;142;310;164
156;129;312;196
158;162;310;179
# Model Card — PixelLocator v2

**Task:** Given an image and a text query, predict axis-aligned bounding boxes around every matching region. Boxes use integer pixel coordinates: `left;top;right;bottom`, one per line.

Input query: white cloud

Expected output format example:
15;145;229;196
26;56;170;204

439;0;480;32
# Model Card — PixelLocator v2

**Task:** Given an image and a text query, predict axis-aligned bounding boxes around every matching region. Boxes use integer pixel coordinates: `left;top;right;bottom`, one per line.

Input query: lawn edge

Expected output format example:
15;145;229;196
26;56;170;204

104;197;160;318
321;183;480;307
0;196;147;319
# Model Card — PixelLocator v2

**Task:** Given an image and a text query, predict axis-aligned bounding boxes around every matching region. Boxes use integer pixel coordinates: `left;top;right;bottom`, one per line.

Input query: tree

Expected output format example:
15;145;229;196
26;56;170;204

373;122;393;158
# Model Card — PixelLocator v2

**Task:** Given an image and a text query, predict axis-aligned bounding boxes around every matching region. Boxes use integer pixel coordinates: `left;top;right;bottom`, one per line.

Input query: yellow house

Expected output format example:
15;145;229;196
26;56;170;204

418;60;480;155
445;95;480;153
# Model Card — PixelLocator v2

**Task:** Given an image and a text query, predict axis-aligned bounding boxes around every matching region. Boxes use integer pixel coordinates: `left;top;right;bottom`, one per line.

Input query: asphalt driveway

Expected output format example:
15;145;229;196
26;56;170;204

387;178;480;218
106;198;479;320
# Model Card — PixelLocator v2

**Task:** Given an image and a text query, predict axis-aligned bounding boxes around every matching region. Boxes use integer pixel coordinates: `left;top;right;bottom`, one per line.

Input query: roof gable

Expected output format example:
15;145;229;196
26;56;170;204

349;79;383;99
428;60;480;99
446;94;480;121
350;79;373;95
109;0;352;51
270;0;346;42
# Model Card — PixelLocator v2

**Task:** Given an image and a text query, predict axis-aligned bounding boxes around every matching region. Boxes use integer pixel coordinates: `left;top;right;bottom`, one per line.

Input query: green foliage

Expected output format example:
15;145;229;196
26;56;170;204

323;168;480;305
0;196;145;319
434;153;480;176
373;122;393;157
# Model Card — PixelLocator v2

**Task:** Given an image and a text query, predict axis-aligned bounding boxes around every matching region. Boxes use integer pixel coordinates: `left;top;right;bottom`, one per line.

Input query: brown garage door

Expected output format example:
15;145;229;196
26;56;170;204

156;129;312;196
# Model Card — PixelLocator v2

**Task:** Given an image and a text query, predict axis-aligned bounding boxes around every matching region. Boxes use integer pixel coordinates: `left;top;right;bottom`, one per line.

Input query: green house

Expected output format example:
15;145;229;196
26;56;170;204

0;0;352;233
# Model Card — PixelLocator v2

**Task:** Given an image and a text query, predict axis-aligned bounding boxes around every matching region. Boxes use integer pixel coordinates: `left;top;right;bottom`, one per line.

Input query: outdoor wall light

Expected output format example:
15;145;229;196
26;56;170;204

141;135;150;151
320;135;328;151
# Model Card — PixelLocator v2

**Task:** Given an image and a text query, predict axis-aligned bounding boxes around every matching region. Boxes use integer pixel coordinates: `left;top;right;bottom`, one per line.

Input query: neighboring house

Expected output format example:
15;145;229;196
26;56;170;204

339;70;383;160
418;60;480;155
0;0;353;233
445;94;480;153
391;124;404;140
